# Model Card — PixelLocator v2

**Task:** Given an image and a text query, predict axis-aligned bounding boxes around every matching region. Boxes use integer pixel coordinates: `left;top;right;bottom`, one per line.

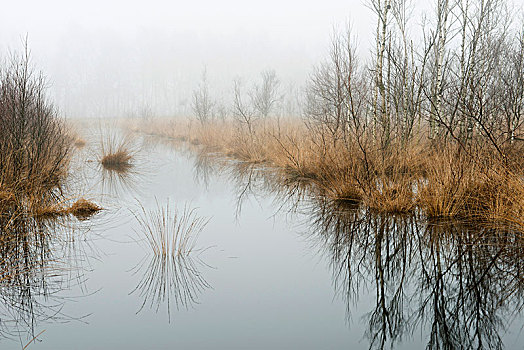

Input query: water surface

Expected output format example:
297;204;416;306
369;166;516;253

2;133;523;349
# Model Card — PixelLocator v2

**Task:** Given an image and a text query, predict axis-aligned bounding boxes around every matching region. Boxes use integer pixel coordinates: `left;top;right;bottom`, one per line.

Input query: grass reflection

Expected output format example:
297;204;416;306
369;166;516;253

131;201;211;321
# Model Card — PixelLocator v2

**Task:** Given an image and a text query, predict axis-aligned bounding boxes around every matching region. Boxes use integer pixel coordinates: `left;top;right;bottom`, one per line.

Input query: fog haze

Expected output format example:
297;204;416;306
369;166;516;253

2;0;523;118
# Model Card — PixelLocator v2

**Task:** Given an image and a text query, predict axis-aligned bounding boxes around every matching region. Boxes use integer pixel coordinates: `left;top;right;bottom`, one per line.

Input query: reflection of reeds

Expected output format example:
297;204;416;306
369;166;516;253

132;201;211;319
98;155;145;198
131;253;211;318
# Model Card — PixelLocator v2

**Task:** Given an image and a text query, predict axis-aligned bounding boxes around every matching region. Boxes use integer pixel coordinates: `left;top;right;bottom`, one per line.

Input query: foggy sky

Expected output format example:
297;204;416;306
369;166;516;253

1;0;523;118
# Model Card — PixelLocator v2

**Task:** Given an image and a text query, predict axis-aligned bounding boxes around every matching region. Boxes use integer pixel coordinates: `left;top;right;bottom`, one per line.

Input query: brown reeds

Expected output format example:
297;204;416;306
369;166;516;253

127;117;523;232
68;198;103;220
30;198;102;220
134;200;209;257
99;130;135;172
101;151;133;171
73;138;86;148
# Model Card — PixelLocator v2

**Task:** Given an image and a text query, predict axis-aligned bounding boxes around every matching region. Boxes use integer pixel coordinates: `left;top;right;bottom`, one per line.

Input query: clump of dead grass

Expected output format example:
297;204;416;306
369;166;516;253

101;151;133;171
30;198;102;220
134;200;209;257
68;198;102;220
99;129;135;172
74;138;86;148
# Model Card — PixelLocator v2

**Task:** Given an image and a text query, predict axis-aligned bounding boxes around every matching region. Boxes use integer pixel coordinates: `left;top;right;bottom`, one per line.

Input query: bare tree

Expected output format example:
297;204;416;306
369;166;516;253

191;68;214;124
369;0;393;145
305;26;369;145
232;77;256;134
250;70;281;118
428;0;454;139
498;24;524;143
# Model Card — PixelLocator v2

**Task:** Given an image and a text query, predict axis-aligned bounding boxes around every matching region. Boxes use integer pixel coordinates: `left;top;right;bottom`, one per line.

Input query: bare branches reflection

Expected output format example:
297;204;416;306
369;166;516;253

0;210;95;344
192;151;524;349
307;198;524;350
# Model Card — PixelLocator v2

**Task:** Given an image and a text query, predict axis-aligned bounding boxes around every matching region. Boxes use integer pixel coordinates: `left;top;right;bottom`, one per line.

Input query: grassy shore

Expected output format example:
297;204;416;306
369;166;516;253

128;117;524;233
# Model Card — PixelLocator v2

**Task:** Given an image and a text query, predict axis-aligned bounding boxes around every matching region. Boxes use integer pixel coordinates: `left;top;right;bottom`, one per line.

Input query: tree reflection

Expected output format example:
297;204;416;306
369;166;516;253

0;211;92;344
200;155;524;350
307;197;524;349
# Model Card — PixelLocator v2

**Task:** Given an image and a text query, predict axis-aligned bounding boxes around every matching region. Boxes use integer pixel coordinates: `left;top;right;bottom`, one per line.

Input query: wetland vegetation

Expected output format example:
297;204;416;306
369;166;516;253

1;0;524;348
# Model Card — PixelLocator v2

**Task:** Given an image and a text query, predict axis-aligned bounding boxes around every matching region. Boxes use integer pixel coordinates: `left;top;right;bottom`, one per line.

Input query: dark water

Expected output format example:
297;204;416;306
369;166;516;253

1;132;523;349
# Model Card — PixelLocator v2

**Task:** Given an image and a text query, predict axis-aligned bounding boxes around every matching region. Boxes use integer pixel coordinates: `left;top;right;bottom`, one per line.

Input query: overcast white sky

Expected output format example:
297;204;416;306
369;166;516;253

1;0;523;118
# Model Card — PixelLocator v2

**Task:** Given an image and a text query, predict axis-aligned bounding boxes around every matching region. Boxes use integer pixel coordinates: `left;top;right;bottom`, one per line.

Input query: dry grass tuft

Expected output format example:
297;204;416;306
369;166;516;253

74;138;86;148
30;198;102;220
134;201;209;257
99;129;135;172
366;179;415;214
101;151;133;171
67;198;102;220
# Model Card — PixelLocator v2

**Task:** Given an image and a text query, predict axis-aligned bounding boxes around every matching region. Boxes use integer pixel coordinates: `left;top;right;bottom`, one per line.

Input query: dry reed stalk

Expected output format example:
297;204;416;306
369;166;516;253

134;201;209;257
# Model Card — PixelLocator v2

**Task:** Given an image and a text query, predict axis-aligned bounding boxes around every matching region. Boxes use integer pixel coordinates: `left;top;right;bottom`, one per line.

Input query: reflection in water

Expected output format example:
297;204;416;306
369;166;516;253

97;162;146;198
131;201;212;321
308;197;524;349
0;211;92;344
191;151;524;349
131;253;211;320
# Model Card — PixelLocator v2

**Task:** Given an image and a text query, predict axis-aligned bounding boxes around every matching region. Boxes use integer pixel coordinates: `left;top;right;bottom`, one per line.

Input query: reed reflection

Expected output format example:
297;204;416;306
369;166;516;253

131;201;212;321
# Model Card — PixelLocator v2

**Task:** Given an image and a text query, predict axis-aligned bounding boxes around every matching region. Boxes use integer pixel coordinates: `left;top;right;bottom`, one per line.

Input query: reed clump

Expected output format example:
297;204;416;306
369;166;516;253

30;198;102;220
131;200;211;317
68;198;103;219
99;130;135;172
73;137;86;148
101;151;133;170
134;201;209;257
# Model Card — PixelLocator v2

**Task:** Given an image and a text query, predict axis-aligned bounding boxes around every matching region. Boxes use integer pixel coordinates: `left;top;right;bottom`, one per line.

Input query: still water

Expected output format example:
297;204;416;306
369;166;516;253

1;132;523;349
